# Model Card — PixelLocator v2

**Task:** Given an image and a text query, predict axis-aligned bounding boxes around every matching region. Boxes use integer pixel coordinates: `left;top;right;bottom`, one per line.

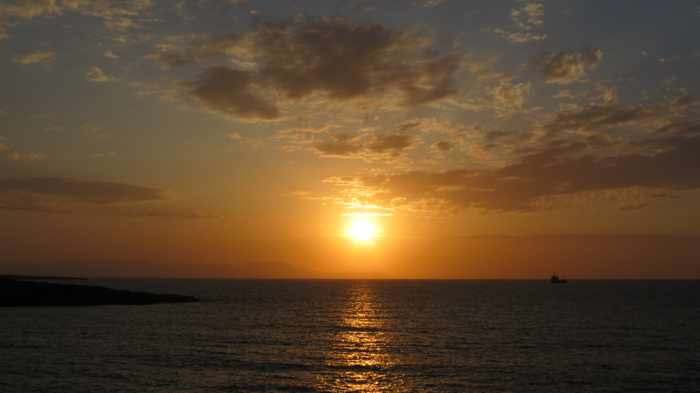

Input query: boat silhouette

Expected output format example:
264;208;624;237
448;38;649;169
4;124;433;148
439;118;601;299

550;274;568;284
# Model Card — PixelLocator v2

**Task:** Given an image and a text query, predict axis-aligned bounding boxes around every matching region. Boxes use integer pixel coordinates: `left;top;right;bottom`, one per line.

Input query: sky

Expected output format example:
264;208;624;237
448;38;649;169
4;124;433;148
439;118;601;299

1;0;700;278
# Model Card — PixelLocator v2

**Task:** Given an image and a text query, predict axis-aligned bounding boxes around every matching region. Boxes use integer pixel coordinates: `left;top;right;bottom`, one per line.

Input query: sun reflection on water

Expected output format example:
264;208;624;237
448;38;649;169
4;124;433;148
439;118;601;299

317;284;408;392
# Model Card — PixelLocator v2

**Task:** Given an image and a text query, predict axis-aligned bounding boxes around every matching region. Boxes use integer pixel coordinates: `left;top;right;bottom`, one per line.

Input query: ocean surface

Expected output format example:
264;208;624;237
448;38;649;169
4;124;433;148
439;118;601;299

1;280;699;392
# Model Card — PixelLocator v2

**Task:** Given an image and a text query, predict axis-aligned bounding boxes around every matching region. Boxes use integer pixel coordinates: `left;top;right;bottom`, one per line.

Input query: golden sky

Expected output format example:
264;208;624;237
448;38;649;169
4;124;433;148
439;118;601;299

1;0;700;278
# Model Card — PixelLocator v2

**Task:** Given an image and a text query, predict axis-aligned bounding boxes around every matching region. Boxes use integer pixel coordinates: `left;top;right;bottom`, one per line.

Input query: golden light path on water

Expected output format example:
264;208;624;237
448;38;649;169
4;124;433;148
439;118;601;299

316;284;410;392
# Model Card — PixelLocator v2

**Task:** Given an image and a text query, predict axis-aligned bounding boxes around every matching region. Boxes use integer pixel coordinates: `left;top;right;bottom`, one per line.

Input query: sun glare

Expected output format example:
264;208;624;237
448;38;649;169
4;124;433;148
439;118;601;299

346;217;380;244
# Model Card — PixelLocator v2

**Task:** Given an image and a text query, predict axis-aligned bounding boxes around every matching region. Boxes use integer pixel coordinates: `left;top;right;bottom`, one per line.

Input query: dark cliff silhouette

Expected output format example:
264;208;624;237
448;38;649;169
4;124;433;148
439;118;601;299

0;277;198;307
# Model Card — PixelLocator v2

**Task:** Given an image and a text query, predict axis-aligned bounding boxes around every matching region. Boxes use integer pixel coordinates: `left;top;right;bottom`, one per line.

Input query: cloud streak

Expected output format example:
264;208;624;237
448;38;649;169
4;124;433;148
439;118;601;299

85;66;115;82
0;177;165;204
534;48;604;85
0;177;217;219
313;131;416;159
13;51;55;65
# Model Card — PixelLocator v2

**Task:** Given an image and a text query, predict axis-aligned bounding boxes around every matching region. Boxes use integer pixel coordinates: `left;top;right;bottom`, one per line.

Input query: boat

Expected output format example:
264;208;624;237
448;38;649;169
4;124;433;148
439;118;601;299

550;274;568;284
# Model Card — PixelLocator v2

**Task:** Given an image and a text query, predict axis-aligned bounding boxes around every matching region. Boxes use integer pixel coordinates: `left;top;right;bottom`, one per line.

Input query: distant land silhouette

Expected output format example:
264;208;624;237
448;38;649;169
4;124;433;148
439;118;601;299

0;276;198;307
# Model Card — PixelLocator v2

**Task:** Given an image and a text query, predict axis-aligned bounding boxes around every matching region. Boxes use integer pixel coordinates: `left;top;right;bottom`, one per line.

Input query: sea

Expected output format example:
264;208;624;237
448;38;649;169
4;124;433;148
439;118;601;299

1;280;699;392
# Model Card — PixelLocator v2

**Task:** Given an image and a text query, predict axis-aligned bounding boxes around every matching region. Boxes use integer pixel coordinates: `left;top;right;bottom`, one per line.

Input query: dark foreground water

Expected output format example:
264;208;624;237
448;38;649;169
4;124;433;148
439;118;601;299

1;280;699;392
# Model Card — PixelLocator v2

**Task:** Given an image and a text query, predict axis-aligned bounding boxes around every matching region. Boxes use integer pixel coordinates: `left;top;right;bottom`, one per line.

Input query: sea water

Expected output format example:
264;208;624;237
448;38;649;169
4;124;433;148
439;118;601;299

1;280;699;392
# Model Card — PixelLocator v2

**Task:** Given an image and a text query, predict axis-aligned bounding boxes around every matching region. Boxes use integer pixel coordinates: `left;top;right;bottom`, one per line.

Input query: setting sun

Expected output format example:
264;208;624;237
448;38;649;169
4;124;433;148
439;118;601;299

346;218;381;244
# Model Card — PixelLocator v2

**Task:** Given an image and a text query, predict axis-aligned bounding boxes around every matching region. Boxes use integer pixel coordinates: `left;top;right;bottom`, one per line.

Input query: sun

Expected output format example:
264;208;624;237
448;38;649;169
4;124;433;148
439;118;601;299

345;217;381;244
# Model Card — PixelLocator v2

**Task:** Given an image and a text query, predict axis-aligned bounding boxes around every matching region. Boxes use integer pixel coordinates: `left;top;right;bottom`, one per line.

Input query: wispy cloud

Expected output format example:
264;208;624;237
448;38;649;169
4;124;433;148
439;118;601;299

0;177;165;204
13;51;55;65
492;0;547;43
85;66;116;82
0;142;44;161
313;131;417;160
0;0;154;40
416;0;448;8
0;177;215;219
534;48;604;85
103;50;119;59
277;123;422;161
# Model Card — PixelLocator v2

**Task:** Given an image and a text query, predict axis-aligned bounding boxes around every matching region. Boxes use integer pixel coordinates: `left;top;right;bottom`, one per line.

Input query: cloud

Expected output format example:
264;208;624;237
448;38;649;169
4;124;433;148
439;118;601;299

313;130;416;160
494;30;547;44
103;50;119;59
59;0;155;29
3;152;44;161
489;80;531;112
0;177;219;219
108;205;219;220
493;1;547;44
13;50;55;65
227;132;242;141
511;0;545;30
547;104;655;133
433;140;454;152
329;117;700;212
152;19;461;119
277;123;420;160
189;66;280;120
85;66;115;82
0;0;154;40
0;142;44;161
593;84;617;105
451;71;535;116
0;1;59;18
367;133;414;155
0;193;54;212
223;131;261;148
314;134;365;157
0;0;57;39
0;177;165;204
416;0;448;8
542;96;697;138
102;16;140;31
534;48;604;85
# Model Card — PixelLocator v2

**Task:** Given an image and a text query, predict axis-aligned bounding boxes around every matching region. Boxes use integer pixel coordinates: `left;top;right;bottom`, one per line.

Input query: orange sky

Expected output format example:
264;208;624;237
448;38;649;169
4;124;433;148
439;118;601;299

1;0;700;278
